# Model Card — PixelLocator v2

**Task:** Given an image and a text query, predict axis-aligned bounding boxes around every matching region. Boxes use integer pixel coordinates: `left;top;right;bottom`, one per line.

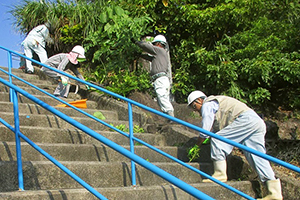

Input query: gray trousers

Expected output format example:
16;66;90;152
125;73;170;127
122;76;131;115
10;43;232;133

41;67;71;98
211;110;276;182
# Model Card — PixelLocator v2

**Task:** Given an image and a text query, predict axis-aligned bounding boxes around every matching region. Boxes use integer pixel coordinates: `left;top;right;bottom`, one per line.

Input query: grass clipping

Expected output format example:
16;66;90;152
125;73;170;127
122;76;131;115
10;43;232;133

188;145;201;162
187;138;210;162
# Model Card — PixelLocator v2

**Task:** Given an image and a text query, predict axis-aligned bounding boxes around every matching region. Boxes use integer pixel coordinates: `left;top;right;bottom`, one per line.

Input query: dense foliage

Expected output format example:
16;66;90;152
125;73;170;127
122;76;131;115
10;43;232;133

10;0;300;112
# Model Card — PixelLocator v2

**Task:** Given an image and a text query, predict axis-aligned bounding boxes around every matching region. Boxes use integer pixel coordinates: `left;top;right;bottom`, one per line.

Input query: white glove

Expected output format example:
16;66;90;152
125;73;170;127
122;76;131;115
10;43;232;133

60;76;69;86
32;40;38;47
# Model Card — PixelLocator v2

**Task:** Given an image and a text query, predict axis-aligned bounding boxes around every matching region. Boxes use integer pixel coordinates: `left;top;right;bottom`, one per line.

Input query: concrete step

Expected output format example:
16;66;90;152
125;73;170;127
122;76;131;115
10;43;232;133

0;77;82;96
0;84;53;94
0;74;53;85
0;70;85;100
0;112;135;130
0;66;260;199
0;67;87;90
0;84;84;100
0;66;87;86
0;66;53;80
0;71;52;89
0;161;203;191
0;142;196;163
0;126;164;146
0;102;118;119
0;68;31;78
0;66;29;74
0;181;257;200
0;92;98;108
0;74;57;92
0;76;57;90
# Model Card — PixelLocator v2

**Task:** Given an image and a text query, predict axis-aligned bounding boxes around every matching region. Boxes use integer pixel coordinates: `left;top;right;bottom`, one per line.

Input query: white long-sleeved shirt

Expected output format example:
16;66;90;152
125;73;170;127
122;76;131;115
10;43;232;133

199;100;219;138
24;24;49;48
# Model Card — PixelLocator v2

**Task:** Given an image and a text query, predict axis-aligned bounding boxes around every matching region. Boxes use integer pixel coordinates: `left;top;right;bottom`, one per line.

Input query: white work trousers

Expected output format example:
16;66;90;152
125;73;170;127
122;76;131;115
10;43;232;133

211;110;276;182
153;76;174;114
22;39;48;73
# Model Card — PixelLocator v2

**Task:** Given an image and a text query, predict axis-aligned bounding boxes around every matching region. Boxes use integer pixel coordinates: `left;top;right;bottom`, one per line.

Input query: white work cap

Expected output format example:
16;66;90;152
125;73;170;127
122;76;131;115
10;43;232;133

71;45;85;58
187;90;207;106
152;35;167;45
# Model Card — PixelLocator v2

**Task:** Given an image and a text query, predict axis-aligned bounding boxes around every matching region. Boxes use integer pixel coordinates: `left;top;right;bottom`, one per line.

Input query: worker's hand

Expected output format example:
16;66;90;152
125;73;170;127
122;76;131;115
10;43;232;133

60;76;69;86
32;40;38;47
202;138;210;145
196;137;206;146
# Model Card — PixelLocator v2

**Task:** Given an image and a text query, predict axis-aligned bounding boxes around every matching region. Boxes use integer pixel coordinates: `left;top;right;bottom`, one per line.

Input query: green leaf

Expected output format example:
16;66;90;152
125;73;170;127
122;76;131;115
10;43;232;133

93;111;106;120
99;12;107;23
114;6;124;16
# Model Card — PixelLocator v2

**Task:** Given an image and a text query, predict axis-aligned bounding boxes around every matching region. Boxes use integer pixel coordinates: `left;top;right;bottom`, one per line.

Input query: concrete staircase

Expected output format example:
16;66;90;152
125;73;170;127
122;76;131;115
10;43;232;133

0;66;258;199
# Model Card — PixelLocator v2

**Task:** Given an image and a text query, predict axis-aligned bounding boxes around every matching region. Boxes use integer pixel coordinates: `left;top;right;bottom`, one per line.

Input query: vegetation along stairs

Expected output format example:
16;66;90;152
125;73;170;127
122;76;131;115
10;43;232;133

0;66;294;199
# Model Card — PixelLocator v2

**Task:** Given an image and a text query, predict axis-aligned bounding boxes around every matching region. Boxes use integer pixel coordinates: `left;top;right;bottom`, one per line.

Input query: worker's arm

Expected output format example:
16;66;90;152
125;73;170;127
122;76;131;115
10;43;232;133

197;100;219;145
135;41;158;55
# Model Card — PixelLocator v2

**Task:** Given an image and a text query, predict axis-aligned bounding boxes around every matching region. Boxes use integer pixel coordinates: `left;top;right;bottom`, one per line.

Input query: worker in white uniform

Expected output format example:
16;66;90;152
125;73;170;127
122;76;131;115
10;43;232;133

21;22;52;74
187;90;283;200
133;35;174;118
41;45;88;98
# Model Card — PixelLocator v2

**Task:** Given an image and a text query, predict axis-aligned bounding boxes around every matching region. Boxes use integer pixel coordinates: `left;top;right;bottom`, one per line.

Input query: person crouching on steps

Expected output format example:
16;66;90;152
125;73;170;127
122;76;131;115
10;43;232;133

41;45;89;98
187;90;283;200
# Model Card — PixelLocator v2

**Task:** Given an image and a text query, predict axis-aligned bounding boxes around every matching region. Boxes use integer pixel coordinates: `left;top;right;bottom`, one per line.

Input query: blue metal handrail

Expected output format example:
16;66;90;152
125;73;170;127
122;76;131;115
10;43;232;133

0;45;299;200
0;46;213;200
0;70;252;200
0;76;213;200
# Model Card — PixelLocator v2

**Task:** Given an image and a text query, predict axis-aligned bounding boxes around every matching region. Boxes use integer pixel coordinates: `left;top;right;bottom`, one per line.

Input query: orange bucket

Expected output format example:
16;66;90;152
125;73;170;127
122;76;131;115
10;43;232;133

56;99;87;109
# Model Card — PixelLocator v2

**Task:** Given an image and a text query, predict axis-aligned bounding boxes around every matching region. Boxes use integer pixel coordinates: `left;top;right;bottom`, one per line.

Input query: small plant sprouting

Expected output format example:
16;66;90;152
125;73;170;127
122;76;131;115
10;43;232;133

187;145;201;162
109;123;145;133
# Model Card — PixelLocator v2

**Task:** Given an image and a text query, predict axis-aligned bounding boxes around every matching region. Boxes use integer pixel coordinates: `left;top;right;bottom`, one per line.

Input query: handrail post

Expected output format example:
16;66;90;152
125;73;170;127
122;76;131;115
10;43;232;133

128;102;136;186
12;89;24;191
7;51;13;102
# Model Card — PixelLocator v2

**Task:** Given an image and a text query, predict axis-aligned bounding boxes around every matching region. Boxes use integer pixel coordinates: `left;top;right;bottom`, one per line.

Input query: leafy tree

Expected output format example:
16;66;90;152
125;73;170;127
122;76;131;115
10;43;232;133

123;0;300;110
10;0;300;111
11;0;153;96
10;0;107;52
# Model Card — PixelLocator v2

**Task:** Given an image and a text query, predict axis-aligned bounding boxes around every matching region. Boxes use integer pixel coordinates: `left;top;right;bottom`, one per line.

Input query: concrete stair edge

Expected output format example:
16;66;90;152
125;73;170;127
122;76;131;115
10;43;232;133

0;161;204;190
0;66;262;199
0;181;258;200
